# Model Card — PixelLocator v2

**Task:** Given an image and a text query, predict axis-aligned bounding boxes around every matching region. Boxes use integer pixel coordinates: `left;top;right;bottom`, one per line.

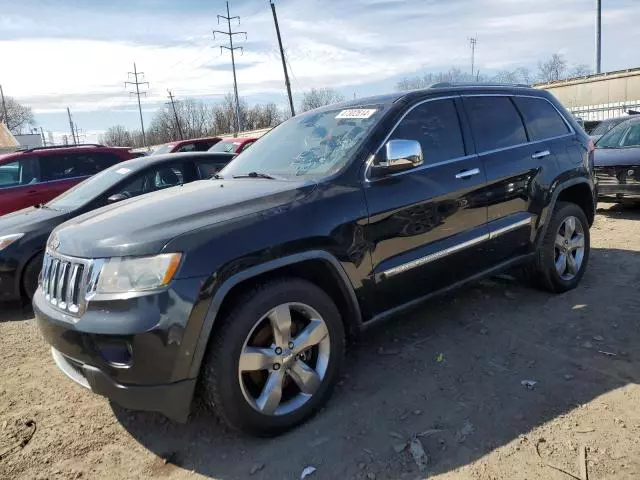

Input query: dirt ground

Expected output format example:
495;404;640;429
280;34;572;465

2;202;640;480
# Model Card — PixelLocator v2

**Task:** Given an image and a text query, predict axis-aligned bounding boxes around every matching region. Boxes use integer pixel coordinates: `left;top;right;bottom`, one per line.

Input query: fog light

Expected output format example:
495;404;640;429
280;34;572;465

92;338;132;367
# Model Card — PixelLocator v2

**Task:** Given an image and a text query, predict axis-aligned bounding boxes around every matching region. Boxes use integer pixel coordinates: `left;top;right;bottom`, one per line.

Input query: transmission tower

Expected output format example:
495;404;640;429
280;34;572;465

214;1;246;135
125;63;150;147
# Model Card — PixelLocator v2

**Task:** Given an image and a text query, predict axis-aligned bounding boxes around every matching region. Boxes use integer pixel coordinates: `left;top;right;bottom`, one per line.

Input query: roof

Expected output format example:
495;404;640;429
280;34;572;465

0;123;19;151
117;151;236;173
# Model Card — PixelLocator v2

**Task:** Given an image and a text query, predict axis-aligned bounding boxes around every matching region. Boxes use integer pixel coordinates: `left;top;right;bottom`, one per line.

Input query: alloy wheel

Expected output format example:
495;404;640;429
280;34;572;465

237;302;331;416
554;215;585;281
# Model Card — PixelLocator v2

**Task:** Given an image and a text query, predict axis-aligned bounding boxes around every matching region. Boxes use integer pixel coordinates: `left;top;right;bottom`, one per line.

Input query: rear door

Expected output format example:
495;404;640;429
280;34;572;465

0;156;41;215
463;95;564;263
364;97;490;313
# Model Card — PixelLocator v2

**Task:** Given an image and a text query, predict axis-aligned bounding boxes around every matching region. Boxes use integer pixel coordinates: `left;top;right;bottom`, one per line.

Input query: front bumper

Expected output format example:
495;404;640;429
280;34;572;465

33;275;207;421
50;346;195;421
598;183;640;198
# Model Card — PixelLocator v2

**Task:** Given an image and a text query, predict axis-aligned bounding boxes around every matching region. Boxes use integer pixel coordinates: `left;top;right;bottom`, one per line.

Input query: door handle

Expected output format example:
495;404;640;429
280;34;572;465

531;150;551;159
455;168;480;179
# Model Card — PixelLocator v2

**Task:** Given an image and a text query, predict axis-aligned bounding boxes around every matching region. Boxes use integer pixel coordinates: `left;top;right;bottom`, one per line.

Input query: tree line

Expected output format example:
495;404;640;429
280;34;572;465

396;54;591;90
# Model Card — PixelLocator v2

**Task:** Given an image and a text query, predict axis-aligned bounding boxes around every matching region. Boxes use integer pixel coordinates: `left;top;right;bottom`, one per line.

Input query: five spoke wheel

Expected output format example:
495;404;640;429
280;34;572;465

554;215;585;281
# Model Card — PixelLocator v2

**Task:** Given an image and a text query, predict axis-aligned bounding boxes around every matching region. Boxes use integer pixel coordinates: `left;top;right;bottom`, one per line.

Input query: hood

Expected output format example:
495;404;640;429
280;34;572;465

0;206;68;236
54;178;316;258
594;147;640;167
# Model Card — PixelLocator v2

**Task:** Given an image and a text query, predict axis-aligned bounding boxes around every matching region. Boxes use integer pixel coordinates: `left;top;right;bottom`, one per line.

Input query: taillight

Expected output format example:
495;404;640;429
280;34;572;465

587;139;595;172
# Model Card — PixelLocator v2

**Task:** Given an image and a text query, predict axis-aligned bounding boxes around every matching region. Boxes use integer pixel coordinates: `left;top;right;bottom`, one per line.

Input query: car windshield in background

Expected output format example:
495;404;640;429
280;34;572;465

47;164;133;210
151;144;175;155
591;117;628;136
208;141;237;153
220;106;386;179
596;120;640;149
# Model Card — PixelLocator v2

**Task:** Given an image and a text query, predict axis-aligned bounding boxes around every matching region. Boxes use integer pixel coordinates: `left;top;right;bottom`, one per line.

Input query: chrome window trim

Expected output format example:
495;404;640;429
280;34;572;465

364;92;576;182
381;215;533;278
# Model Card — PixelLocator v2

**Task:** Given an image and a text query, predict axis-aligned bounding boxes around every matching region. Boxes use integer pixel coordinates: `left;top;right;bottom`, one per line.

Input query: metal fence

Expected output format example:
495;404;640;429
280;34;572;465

568;100;640;121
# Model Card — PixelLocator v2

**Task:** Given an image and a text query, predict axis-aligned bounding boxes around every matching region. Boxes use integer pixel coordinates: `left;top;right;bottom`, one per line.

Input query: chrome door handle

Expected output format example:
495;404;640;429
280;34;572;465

531;150;551;159
455;168;480;179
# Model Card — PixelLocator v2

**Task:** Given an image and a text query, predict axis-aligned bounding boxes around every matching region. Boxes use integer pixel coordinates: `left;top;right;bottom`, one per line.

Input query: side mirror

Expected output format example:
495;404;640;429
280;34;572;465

107;193;128;204
370;139;423;177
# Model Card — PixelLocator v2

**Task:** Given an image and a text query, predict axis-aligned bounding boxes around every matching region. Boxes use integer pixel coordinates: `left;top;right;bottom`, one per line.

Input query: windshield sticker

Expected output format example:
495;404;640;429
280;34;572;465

335;109;377;119
115;168;131;175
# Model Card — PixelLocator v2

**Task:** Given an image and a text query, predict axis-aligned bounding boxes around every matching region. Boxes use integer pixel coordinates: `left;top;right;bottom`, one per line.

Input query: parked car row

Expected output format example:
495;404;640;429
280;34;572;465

23;84;597;436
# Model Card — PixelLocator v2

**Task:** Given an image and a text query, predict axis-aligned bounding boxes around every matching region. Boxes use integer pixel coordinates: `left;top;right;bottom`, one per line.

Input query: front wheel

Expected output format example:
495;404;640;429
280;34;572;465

530;201;590;293
200;278;345;436
22;253;44;301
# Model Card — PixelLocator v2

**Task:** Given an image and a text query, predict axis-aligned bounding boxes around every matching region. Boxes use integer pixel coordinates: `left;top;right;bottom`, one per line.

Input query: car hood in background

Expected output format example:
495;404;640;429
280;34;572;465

0;206;69;236
53;179;316;258
594;147;640;167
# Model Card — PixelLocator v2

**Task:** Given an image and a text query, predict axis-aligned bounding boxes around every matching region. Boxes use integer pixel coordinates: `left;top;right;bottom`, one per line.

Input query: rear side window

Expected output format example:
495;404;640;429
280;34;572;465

195;159;231;179
40;152;119;181
390;99;465;165
464;96;527;152
0;157;39;188
513;97;570;141
177;143;196;153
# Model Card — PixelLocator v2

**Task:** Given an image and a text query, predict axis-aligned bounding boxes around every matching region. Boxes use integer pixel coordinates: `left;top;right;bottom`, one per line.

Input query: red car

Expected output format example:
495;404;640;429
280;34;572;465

0;144;134;216
152;137;222;155
207;137;258;154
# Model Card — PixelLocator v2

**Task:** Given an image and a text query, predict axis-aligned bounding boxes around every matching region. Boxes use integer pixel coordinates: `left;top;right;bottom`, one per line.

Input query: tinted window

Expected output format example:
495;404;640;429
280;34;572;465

113;163;187;198
513;97;570;141
40;152;117;181
390;99;465;165
196;159;229;179
177;143;196;152
465;96;527;152
0;157;39;188
195;141;215;152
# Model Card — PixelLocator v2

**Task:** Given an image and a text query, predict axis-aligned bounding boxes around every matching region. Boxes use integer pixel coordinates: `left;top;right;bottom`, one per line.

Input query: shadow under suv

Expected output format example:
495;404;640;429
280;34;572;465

34;85;597;436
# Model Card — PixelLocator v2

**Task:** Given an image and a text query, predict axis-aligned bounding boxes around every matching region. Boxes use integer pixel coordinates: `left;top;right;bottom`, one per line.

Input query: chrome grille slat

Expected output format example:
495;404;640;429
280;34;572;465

40;250;94;317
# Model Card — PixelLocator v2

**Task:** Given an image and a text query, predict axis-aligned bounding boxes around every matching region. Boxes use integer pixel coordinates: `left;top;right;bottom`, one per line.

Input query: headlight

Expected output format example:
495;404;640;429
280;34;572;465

0;233;24;251
95;253;182;294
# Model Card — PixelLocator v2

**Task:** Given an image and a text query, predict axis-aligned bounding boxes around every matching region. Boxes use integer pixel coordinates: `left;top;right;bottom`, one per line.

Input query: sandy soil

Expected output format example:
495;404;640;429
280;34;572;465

1;202;640;480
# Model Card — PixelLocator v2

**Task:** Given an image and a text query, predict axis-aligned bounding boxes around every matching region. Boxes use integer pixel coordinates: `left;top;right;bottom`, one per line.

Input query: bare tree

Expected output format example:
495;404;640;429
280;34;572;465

537;54;568;83
570;64;591;77
299;88;345;112
99;125;132;147
514;67;533;85
1;96;35;134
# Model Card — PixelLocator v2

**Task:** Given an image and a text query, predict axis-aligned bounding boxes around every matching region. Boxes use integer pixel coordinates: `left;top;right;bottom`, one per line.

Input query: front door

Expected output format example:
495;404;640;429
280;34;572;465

363;97;489;314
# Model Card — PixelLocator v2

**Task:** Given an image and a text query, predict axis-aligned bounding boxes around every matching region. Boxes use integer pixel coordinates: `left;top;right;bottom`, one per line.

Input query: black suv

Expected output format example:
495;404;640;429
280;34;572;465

34;85;596;436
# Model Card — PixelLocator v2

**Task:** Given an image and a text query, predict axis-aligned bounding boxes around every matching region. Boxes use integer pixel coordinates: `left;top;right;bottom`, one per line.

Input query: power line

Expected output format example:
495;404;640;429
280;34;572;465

66;107;77;145
167;89;184;140
270;1;295;117
469;36;477;79
125;62;150;147
214;1;246;136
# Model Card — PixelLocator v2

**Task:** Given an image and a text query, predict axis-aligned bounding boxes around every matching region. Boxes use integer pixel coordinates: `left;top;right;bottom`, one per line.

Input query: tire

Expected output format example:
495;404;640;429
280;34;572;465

530;201;590;293
22;253;44;301
200;278;345;436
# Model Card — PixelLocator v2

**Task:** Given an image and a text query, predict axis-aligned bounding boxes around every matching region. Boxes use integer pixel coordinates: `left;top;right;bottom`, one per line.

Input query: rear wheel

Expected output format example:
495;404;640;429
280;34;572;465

200;278;345;436
22;253;44;301
530;201;590;293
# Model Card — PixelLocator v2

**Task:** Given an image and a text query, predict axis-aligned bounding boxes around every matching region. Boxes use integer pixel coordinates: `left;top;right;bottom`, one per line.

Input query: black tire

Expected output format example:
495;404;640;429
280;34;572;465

200;278;345;436
530;201;590;293
22;253;44;301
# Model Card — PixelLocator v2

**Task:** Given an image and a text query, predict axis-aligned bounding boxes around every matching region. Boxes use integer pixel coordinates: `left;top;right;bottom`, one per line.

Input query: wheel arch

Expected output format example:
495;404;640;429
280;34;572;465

188;250;362;378
535;178;595;248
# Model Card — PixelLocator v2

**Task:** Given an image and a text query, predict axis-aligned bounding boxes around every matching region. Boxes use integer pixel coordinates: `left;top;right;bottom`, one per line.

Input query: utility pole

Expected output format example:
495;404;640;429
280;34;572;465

595;0;602;74
270;1;295;117
40;126;46;146
214;1;246;136
469;36;477;79
167;90;184;140
0;85;8;126
66;107;77;145
125;63;149;147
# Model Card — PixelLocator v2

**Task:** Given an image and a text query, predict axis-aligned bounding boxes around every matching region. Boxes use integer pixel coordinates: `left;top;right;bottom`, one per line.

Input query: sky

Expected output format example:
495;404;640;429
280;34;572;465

1;0;639;143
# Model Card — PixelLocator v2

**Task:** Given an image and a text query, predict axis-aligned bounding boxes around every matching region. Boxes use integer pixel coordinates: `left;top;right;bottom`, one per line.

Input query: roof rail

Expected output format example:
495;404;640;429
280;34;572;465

429;82;531;88
18;143;105;153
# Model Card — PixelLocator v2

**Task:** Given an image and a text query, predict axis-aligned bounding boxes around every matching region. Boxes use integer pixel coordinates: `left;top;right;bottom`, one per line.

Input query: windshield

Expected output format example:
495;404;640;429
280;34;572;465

591;118;626;136
209;141;238;153
151;143;176;155
47;163;135;210
220;105;386;179
597;120;640;149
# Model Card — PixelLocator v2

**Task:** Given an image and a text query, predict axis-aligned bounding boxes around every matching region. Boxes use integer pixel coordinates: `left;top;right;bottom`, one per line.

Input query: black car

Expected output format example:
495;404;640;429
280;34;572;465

34;85;596;436
0;151;235;302
590;115;635;142
594;116;640;200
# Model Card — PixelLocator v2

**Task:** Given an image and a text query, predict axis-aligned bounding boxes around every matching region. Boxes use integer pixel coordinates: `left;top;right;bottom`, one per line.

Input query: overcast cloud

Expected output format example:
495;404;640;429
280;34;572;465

2;0;638;138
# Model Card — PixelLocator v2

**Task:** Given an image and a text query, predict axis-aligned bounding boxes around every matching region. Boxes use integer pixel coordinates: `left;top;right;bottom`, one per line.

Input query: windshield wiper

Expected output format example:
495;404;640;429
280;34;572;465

232;171;276;180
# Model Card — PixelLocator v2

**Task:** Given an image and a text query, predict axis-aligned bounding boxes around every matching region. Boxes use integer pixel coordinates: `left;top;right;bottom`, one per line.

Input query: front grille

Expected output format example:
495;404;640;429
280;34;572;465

41;251;99;316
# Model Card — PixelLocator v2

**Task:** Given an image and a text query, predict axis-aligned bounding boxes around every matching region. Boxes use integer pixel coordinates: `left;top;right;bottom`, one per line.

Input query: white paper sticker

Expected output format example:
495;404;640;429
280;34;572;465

115;167;131;175
335;109;377;119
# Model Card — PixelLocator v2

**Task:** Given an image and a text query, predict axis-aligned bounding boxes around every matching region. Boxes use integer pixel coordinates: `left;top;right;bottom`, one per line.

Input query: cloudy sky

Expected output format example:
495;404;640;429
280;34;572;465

2;0;639;142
